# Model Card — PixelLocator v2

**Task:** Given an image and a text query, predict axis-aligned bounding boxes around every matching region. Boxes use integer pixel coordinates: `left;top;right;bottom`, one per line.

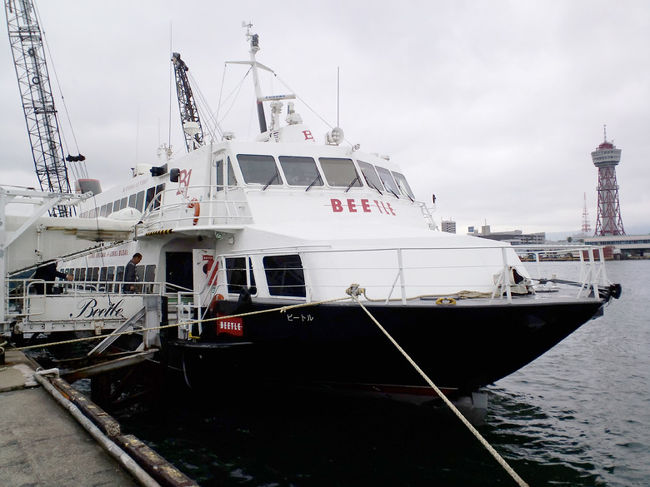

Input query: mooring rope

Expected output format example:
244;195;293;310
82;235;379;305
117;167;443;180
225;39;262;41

10;285;528;484
11;295;352;352
345;284;529;487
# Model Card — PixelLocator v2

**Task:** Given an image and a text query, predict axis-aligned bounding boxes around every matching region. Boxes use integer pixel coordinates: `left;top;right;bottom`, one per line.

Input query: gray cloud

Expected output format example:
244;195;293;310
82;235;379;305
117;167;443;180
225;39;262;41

1;0;648;234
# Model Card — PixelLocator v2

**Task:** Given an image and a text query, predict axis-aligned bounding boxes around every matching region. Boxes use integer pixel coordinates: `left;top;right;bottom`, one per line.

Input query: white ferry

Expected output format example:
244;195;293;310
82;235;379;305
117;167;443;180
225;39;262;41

4;28;621;401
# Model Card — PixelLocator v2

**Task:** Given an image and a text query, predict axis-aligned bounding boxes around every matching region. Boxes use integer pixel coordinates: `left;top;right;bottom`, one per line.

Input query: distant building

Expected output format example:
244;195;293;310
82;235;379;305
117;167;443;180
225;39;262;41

584;235;650;259
468;224;545;245
441;220;456;234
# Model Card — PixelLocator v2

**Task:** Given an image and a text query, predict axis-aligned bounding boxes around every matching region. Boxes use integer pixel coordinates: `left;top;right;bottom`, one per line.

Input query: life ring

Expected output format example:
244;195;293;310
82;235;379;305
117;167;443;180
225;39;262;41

188;198;200;225
435;297;456;306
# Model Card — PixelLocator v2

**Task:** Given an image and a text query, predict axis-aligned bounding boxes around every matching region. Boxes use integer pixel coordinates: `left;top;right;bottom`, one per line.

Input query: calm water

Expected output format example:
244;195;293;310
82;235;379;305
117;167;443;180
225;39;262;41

121;260;650;486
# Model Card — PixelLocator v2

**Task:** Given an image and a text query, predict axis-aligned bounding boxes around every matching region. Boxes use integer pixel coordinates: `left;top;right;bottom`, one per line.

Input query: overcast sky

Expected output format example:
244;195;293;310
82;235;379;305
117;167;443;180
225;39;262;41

1;0;648;235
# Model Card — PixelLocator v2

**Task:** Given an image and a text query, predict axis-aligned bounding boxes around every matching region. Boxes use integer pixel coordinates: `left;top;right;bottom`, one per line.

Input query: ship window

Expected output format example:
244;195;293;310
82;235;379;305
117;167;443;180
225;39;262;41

279;156;322;187
227;157;238;186
263;255;306;298
357;161;384;192
225;257;257;295
216;159;224;191
107;266;115;292
153;184;165;209
145;187;155;210
391;171;415;199
99;267;108;291
128;194;137;209
79;268;86;281
142;265;156;293
115;266;124;283
89;267;99;282
74;268;81;281
112;201;119;213
237;154;281;186
375;166;400;198
319;158;361;187
119;197;128;210
136;191;145;211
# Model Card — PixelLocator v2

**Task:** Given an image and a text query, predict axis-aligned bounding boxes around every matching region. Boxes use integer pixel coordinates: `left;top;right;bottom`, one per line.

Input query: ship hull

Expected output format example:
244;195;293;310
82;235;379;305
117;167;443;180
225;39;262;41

163;298;604;396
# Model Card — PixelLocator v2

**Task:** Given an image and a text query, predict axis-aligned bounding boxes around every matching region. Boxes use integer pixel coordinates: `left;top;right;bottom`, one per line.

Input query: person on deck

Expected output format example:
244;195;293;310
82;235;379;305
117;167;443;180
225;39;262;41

32;261;73;294
123;253;142;293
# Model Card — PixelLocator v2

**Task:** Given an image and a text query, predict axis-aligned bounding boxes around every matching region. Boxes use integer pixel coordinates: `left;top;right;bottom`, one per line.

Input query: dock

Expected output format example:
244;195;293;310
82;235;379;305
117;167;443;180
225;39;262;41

0;349;196;487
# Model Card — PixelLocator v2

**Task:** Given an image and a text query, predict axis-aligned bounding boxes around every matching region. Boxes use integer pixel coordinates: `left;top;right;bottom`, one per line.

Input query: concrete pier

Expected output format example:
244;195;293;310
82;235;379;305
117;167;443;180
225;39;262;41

0;349;139;486
1;348;198;487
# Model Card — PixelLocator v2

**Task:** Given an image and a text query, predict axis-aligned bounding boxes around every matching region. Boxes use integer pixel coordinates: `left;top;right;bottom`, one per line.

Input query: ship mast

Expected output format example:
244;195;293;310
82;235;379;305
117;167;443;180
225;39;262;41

245;23;267;133
226;23;296;135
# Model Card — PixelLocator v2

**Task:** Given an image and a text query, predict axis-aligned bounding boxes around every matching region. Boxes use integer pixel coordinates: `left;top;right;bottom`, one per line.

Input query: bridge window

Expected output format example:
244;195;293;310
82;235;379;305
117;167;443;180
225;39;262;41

228;157;238;186
391;171;415;199
136;191;145;211
225;257;256;295
216;159;224;191
145;187;155;210
357;161;384;193
153;184;165;209
119;197;128;210
319;158;361;188
237;154;281;186
375;166;400;197
263;254;306;298
279;156;322;187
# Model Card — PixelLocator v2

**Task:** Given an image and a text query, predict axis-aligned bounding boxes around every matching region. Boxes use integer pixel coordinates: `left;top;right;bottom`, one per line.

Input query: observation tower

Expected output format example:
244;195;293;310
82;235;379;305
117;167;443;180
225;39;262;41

592;127;625;236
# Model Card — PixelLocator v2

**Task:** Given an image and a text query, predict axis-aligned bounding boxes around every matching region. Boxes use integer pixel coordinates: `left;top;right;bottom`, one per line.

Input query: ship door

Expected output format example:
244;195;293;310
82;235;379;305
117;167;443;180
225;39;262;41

165;252;193;292
192;249;222;310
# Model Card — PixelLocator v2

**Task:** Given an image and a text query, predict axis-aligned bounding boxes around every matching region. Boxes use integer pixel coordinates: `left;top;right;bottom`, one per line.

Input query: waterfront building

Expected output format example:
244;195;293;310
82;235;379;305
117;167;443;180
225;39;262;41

441;219;456;234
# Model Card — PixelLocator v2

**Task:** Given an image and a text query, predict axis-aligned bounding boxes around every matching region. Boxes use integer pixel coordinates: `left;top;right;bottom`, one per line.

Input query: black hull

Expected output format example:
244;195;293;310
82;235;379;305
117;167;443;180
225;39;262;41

164;299;604;395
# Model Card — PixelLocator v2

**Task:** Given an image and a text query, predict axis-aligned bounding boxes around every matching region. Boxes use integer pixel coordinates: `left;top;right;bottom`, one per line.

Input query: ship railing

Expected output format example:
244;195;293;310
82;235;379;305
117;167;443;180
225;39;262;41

214;244;612;305
4;278;170;322
512;244;609;299
417;202;437;230
136;185;253;235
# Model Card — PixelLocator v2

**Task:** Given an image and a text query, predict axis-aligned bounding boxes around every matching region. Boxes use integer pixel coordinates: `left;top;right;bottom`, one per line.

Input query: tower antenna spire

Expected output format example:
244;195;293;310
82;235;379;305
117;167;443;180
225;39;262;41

603;124;607;142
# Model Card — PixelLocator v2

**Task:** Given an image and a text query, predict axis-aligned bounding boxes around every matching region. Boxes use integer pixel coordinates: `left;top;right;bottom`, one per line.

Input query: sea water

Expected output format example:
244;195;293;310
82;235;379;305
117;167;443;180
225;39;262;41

121;260;649;486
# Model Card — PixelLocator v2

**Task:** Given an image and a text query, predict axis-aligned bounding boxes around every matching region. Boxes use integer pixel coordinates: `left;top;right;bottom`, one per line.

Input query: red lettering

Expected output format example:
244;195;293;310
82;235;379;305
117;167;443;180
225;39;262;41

380;201;389;214
302;130;314;140
347;199;357;212
374;200;384;213
331;199;343;212
386;202;396;215
361;199;371;212
176;168;192;196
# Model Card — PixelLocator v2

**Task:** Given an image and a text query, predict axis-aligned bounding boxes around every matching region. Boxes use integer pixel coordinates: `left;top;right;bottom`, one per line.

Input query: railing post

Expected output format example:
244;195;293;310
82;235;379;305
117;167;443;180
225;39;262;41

502;247;512;303
397;249;406;305
589;248;598;298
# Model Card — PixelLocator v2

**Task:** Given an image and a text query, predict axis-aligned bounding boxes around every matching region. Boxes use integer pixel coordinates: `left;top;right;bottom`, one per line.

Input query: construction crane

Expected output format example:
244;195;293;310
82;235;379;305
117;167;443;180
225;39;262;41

172;52;205;152
4;0;85;216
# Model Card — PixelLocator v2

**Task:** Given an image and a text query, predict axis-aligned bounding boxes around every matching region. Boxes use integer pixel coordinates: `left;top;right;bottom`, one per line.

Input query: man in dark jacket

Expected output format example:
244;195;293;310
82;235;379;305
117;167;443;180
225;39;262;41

123;253;142;293
32;261;73;294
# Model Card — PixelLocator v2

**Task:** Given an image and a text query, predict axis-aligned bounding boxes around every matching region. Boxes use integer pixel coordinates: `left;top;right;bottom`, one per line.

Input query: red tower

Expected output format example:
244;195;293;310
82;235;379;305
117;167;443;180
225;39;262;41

592;127;625;236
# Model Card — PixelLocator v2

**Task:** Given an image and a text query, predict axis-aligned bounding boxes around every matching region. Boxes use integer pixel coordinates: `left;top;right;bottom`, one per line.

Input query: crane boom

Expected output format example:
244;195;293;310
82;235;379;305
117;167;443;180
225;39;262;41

4;0;75;216
172;52;205;152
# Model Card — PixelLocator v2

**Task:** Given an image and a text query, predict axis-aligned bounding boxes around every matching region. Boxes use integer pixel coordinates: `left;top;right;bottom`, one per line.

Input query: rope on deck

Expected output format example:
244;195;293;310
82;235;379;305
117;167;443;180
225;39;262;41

345;283;529;487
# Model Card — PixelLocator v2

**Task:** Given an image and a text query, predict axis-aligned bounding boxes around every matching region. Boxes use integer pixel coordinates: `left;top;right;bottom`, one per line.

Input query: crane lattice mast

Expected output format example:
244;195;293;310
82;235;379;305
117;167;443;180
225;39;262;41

4;0;77;216
172;52;204;152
